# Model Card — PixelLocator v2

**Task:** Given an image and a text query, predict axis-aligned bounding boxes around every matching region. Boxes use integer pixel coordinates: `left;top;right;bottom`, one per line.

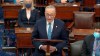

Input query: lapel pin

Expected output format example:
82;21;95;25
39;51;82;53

56;26;57;28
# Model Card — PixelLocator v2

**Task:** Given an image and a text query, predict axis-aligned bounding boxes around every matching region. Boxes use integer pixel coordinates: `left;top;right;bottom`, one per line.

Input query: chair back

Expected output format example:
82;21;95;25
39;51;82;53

70;40;83;56
74;12;95;29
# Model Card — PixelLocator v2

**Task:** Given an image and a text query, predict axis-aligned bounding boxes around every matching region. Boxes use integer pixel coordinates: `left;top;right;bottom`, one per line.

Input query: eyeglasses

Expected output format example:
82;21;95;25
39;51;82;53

45;13;55;17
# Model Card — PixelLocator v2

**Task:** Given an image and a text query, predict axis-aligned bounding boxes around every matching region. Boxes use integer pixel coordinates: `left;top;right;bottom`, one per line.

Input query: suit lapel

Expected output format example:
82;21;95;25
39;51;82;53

24;9;27;20
90;35;95;52
51;20;58;39
29;10;32;20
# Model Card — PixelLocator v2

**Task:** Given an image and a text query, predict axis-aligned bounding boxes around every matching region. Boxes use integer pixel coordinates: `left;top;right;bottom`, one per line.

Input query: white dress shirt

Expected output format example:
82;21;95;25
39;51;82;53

26;10;31;20
46;20;54;35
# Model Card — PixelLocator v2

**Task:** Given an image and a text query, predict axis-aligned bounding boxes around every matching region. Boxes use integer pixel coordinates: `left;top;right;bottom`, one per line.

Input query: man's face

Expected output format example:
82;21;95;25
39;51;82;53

45;8;56;21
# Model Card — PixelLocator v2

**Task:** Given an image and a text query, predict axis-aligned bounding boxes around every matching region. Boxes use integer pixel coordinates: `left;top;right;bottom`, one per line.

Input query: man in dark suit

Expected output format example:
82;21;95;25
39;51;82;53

81;23;100;56
32;5;68;56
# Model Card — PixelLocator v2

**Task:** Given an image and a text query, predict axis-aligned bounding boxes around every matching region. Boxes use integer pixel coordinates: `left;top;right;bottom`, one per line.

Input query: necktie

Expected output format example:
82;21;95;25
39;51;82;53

48;23;51;40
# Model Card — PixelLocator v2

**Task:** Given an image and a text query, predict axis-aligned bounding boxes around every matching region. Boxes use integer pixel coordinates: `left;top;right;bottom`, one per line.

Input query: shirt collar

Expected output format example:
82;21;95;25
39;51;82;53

46;20;54;25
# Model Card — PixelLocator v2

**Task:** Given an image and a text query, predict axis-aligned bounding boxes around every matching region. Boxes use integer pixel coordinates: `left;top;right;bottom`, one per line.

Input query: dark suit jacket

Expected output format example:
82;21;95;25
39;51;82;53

18;9;40;27
96;0;100;4
0;7;4;21
81;35;95;56
32;18;68;56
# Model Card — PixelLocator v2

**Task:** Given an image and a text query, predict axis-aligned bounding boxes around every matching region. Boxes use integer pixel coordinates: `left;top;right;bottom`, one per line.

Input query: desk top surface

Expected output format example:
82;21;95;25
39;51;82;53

70;29;95;37
73;29;94;35
33;39;64;43
94;4;100;8
15;27;33;33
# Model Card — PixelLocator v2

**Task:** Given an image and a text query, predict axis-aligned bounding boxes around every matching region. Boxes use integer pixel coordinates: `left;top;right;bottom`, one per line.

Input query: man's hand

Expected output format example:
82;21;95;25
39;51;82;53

40;45;47;52
50;46;57;53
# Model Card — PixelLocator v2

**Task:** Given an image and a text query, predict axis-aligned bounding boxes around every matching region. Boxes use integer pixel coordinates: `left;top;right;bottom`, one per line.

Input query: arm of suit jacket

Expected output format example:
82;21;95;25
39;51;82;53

55;24;68;51
0;7;4;21
32;22;42;49
18;10;26;27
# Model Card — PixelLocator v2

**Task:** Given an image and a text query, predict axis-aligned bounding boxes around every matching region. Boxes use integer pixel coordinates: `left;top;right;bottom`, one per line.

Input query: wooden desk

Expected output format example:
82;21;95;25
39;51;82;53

15;27;34;48
15;27;34;56
94;4;100;17
70;29;94;41
2;4;22;19
53;3;80;20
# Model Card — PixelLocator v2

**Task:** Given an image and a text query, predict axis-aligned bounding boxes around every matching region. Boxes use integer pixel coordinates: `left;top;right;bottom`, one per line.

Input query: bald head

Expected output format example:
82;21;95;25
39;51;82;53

45;5;56;23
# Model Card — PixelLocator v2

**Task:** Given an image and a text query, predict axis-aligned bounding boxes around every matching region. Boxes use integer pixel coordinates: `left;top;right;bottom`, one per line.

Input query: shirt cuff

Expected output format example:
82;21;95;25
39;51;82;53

39;45;43;49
